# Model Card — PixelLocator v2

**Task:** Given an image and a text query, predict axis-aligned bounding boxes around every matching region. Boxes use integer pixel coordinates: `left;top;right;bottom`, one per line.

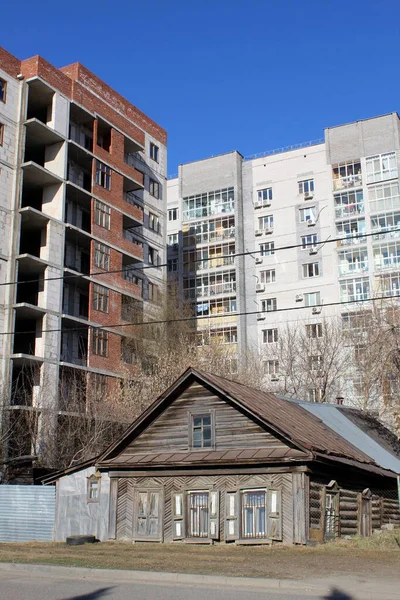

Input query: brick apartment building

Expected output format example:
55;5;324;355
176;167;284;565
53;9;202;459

0;46;167;457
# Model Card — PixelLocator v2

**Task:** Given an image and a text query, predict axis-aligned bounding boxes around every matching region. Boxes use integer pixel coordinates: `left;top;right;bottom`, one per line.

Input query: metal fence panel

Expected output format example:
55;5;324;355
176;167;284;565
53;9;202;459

0;485;55;542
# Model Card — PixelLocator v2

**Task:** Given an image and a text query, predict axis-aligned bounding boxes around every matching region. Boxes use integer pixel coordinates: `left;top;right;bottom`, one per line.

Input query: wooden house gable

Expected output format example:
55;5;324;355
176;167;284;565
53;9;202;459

122;381;296;456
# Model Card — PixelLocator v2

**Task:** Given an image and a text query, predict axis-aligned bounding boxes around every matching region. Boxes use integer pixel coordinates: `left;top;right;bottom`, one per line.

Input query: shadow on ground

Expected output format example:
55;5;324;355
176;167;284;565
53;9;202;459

61;587;114;600
324;589;354;599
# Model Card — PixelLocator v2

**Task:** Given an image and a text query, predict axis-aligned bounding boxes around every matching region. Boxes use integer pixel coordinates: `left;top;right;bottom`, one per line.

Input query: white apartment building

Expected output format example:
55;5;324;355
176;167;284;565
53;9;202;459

167;112;400;403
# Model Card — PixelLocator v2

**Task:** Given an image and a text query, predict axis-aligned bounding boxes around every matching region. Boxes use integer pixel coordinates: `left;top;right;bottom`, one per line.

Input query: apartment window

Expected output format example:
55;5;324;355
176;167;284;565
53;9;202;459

260;242;275;256
168;233;179;246
301;234;318;249
263;328;278;344
148;281;157;302
150;142;159;162
96;161;111;190
332;160;362;191
0;78;7;103
260;269;275;284
257;188;273;203
0;122;4;146
299;207;316;223
304;292;321;307
183;188;234;220
302;262;319;278
190;412;214;449
306;323;323;338
369;181;400;213
264;360;279;375
93;284;109;313
94;242;110;271
149;212;160;233
148;247;159;266
168;208;178;221
310;355;323;372
259;215;274;230
92;330;109;357
93;373;107;397
366;152;397;183
168;258;178;272
298;179;314;194
149;178;160;199
261;298;277;312
95;200;111;229
340;278;370;303
334;190;364;219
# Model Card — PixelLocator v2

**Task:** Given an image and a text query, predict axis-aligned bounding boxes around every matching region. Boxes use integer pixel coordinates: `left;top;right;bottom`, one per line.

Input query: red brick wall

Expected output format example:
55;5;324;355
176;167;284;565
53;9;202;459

21;56;72;97
61;62;167;145
0;47;21;77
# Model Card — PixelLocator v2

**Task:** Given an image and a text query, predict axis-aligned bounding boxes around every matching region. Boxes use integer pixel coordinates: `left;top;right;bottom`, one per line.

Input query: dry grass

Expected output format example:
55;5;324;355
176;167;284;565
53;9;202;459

0;538;399;580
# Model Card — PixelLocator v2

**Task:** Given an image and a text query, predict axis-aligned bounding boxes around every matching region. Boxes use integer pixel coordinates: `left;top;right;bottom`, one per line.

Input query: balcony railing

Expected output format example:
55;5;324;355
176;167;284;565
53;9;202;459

338;262;368;276
372;226;400;241
337;233;366;246
335;203;364;219
196;282;237;297
374;256;400;271
197;256;235;270
333;174;362;192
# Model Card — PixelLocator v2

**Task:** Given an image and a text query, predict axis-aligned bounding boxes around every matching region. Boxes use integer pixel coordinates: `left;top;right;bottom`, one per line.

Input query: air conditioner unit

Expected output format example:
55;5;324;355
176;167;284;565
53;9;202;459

309;246;318;255
255;283;265;292
307;219;316;227
295;294;304;302
255;229;263;236
265;227;274;235
257;312;265;321
312;306;322;314
304;192;314;200
255;256;263;265
271;375;279;382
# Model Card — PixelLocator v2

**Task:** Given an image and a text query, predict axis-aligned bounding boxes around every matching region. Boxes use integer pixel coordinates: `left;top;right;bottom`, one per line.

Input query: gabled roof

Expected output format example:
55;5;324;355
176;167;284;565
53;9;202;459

98;368;389;474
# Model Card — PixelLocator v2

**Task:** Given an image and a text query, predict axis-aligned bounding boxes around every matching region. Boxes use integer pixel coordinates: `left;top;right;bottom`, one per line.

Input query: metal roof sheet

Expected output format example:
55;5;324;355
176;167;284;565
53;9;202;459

292;402;400;474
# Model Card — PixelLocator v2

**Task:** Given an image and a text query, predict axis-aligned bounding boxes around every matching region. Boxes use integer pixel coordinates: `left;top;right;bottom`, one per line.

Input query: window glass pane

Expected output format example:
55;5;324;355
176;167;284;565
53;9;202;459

193;416;202;427
202;415;211;426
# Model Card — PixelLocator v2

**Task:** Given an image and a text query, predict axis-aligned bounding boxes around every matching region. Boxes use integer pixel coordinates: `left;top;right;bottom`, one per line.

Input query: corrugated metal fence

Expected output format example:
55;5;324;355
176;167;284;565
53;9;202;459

0;485;55;542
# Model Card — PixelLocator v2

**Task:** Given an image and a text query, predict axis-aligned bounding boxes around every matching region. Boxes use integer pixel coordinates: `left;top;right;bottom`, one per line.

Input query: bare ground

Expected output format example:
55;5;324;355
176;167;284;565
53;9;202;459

0;536;399;580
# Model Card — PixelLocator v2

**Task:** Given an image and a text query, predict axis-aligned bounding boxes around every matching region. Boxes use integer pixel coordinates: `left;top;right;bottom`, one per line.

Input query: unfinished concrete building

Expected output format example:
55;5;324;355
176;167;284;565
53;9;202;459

0;47;167;458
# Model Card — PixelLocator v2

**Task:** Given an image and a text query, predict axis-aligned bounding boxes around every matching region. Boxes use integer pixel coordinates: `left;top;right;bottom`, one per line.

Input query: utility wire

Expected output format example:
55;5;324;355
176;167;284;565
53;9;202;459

1;224;394;288
4;292;400;337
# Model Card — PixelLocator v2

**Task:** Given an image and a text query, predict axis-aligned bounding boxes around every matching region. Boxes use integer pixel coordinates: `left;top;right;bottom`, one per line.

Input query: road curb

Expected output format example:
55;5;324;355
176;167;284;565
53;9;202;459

0;562;398;598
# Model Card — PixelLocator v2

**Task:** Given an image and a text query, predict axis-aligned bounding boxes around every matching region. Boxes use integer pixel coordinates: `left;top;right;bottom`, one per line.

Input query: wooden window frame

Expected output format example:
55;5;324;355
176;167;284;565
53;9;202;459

96;160;111;190
188;409;215;450
149;178;160;199
0;79;6;103
92;329;109;357
95;200;111;230
93;284;109;313
94;242;110;271
226;487;282;544
87;472;101;503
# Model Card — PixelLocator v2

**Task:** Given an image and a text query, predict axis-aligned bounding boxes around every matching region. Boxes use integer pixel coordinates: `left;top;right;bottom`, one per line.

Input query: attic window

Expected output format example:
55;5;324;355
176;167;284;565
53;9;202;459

87;472;101;502
189;411;215;449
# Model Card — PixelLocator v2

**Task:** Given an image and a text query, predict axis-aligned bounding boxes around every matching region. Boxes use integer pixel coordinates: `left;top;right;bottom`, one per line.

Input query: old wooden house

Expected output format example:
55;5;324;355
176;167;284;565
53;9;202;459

45;368;400;544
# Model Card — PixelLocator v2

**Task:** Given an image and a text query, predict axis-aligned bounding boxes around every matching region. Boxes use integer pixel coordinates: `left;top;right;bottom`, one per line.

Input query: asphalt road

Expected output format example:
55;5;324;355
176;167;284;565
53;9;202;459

0;570;347;600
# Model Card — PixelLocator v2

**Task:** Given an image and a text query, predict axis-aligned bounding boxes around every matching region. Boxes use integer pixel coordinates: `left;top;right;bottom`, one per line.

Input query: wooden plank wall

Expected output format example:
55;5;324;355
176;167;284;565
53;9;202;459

339;489;359;536
115;473;295;544
124;383;291;455
309;481;324;542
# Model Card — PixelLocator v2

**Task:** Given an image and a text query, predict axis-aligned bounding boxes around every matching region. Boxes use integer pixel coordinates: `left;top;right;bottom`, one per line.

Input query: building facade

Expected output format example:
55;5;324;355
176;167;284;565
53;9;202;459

0;46;167;456
167;113;400;406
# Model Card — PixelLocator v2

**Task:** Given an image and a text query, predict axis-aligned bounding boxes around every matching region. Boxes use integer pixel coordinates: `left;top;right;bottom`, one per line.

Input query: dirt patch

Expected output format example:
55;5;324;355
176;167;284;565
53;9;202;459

0;539;399;580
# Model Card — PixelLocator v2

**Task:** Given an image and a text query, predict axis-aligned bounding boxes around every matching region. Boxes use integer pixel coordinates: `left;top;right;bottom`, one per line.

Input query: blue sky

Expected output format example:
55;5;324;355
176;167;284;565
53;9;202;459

2;0;399;174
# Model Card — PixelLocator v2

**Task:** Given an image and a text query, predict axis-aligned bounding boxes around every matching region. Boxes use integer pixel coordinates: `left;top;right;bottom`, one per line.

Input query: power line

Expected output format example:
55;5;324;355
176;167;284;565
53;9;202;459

4;292;400;337
1;224;395;288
